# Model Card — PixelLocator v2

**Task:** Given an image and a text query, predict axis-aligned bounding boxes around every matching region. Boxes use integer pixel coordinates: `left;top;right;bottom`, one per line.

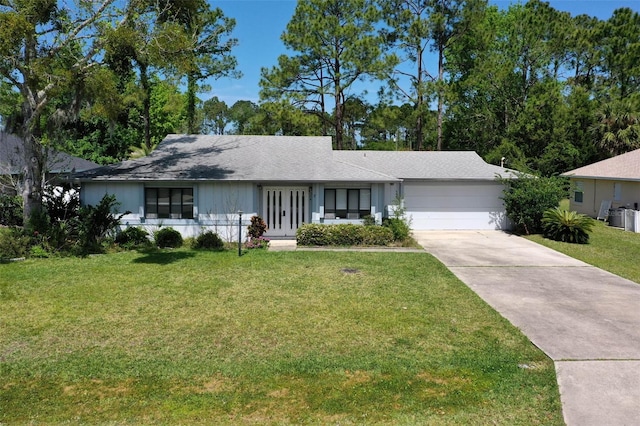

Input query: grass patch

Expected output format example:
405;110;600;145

1;250;562;424
526;219;640;284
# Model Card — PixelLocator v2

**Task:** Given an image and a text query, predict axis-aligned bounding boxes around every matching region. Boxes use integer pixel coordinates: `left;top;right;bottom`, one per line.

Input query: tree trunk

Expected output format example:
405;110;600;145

140;62;152;150
21;127;44;226
416;47;424;151
186;73;197;134
436;43;444;151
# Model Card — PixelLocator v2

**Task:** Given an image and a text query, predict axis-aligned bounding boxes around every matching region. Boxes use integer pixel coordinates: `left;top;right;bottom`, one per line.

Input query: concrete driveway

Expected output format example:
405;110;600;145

414;231;640;426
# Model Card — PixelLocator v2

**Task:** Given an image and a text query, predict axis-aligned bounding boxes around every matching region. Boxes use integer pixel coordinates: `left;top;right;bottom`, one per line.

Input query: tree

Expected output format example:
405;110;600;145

260;0;396;149
500;173;567;235
155;0;239;134
0;0;126;223
228;100;259;134
202;96;230;135
592;100;640;156
246;101;324;136
383;0;485;150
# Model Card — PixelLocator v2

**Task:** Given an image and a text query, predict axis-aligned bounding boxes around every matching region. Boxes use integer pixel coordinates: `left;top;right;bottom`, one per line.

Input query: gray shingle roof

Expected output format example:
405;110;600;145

335;150;511;180
1;132;100;174
75;134;510;183
563;149;640;181
76;134;398;182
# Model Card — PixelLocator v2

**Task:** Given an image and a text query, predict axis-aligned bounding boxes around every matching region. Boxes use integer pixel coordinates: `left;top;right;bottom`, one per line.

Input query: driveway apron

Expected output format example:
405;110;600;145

414;231;640;426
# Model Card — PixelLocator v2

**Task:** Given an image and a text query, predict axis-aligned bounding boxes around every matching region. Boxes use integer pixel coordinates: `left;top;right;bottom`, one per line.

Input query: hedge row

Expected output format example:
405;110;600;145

296;224;395;246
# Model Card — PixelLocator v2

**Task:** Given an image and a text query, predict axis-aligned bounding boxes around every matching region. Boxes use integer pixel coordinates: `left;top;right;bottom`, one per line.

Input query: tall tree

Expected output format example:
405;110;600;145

260;0;396;149
0;0;125;223
156;0;239;134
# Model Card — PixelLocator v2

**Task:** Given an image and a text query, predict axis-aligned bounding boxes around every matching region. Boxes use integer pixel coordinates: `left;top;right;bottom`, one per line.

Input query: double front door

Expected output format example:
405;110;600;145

262;187;309;237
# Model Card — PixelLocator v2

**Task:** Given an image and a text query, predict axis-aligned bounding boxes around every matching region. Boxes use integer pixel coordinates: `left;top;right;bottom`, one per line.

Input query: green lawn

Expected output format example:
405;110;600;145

526;219;640;284
1;249;562;425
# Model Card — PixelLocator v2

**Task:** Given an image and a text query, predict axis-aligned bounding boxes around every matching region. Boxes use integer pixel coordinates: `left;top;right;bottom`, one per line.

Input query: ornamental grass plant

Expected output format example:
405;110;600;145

542;207;594;244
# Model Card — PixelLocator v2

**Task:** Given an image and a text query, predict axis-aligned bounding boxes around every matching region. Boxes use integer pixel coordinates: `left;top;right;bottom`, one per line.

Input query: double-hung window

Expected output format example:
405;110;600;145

324;188;371;219
145;188;194;219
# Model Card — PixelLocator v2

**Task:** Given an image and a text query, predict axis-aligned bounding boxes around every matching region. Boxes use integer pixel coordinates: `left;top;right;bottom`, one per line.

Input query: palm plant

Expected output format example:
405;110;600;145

542;207;594;244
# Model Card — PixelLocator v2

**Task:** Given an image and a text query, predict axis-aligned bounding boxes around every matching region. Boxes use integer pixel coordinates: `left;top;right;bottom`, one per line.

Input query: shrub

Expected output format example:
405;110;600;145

0;228;32;259
542;207;594;244
296;224;394;246
0;194;23;226
499;173;567;234
245;236;269;249
77;194;129;253
115;227;150;248
247;215;267;238
383;217;410;241
360;226;394;245
155;227;183;248
192;231;224;250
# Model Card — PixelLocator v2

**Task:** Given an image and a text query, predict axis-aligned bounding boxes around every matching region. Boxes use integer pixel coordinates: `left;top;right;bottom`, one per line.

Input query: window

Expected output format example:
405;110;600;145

145;188;193;219
324;188;371;219
574;181;584;203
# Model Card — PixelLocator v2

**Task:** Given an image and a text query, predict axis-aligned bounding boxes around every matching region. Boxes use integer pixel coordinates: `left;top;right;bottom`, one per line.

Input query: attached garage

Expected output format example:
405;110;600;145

336;150;514;231
403;181;508;230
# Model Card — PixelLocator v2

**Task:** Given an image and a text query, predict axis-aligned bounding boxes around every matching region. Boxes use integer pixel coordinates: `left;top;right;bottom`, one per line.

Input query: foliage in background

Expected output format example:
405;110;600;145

192;230;224;250
154;227;183;248
542;207;594;244
500;174;567;234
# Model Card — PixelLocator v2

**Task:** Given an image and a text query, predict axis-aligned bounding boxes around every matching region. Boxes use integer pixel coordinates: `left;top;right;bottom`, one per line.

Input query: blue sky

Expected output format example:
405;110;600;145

207;0;640;106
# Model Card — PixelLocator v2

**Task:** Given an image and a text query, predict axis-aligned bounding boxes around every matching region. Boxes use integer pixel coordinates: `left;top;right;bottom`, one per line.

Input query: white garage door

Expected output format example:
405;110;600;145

404;181;508;230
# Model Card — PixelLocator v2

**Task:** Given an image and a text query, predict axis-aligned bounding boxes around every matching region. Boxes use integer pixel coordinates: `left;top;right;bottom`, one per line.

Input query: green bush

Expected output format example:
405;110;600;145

0;194;23;226
360;226;395;245
192;231;224;250
383;217;410;241
500;173;567;234
77;194;129;253
0;228;32;259
542;207;594;244
296;224;394;246
115;227;150;248
155;227;183;248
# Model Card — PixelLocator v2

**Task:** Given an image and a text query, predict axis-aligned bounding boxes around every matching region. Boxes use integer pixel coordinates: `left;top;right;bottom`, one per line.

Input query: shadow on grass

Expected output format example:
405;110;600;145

132;250;196;265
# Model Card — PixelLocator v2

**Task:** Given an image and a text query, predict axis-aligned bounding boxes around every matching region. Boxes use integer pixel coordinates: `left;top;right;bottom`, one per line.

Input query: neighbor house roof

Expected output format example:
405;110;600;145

335;150;511;180
74;134;399;183
0;132;100;174
562;149;640;182
74;134;511;183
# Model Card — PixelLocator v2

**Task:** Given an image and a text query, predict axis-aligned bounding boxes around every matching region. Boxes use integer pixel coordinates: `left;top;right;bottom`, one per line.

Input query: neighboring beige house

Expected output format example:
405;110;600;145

563;149;640;218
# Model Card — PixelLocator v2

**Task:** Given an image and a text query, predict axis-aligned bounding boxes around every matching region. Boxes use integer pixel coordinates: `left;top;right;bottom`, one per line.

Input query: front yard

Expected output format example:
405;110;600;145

0;249;562;424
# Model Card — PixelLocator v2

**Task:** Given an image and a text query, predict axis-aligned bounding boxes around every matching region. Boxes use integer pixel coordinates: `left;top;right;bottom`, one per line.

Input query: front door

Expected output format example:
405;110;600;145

262;187;309;237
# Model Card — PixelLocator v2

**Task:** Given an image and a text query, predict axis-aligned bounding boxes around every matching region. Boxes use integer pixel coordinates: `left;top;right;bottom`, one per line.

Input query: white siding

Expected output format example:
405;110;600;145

403;181;509;230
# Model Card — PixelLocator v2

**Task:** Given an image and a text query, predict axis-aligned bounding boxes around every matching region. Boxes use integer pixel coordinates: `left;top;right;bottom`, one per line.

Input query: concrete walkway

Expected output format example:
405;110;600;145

413;231;640;426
